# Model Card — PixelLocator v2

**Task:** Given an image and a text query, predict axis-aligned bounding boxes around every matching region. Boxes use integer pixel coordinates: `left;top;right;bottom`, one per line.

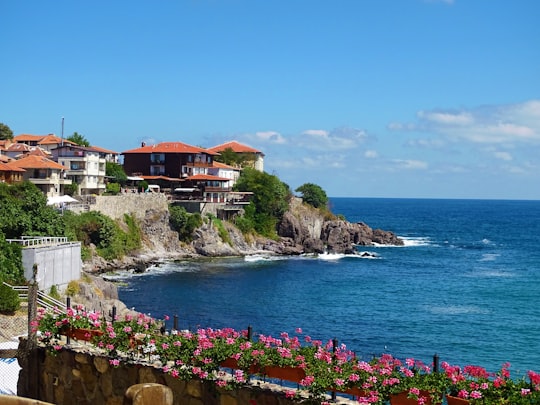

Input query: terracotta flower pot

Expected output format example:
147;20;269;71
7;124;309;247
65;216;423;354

220;357;259;374
446;395;470;405
262;365;306;383
390;390;433;405
65;328;103;341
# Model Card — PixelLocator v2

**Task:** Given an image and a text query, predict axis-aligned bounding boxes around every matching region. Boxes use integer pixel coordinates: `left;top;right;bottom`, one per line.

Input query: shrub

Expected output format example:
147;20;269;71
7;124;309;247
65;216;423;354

169;205;202;241
49;285;61;300
66;280;80;297
0;283;21;314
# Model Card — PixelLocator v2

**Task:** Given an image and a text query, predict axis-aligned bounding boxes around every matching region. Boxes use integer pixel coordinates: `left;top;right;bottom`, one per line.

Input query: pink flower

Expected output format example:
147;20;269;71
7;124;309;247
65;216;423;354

470;390;482;399
284;390;295;398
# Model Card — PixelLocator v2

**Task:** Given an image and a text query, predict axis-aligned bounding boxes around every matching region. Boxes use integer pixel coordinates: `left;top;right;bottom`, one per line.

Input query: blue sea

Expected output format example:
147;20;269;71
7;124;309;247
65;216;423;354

116;198;540;376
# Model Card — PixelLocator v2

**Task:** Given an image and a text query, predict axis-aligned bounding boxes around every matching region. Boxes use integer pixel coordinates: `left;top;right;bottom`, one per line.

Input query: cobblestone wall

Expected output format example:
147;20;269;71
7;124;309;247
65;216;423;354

18;345;306;405
91;194;169;220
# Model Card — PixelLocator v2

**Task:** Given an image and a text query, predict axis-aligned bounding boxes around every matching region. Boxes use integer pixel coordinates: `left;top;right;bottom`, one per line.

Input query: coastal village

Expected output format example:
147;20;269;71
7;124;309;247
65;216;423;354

0;132;405;404
0;133;264;216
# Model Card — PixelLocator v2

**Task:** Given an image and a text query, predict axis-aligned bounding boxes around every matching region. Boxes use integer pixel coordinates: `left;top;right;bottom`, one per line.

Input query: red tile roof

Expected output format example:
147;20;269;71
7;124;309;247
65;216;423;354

13;134;76;146
207;140;261;154
122;142;218;155
186;174;230;181
0;162;25;172
7;155;66;170
212;161;239;170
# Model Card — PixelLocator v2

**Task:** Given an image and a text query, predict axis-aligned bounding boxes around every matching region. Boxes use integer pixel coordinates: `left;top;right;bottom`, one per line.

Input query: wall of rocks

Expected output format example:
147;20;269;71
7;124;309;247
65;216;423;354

90;194;169;221
18;345;338;405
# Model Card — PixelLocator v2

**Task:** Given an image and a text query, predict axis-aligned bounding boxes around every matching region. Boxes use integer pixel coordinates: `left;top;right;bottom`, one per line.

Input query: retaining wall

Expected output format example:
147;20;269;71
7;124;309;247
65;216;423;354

17;345;324;405
22;243;81;291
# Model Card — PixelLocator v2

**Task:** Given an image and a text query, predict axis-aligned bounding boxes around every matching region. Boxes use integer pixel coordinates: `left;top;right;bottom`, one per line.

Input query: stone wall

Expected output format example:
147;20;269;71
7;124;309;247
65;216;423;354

90;194;169;220
19;345;351;405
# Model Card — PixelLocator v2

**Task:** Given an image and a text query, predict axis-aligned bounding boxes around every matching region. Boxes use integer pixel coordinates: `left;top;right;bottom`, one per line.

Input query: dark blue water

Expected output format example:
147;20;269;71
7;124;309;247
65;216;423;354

116;198;540;375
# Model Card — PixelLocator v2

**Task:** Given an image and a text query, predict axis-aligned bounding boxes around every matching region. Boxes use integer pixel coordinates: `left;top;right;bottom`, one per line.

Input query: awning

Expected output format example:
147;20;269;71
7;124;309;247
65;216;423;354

47;195;78;205
127;176;144;181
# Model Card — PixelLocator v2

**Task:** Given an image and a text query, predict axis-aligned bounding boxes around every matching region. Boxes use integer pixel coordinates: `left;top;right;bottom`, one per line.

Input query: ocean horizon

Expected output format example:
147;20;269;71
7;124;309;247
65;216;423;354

115;197;540;376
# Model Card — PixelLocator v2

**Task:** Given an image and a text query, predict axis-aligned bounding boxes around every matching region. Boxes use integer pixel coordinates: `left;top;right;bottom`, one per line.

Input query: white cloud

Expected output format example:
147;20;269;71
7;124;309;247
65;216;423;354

417;110;474;125
493;151;513;161
298;127;368;151
254;131;286;144
392;159;429;170
390;99;540;145
364;150;378;159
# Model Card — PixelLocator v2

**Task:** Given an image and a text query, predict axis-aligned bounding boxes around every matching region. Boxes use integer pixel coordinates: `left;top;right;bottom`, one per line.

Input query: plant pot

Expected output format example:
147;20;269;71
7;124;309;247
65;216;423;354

446;395;470;405
220;358;259;374
262;366;306;383
65;328;103;341
390;390;433;405
343;386;369;397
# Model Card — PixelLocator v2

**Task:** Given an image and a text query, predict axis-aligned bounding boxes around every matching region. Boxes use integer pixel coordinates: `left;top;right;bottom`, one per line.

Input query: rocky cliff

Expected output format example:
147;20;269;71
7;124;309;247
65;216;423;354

84;197;403;273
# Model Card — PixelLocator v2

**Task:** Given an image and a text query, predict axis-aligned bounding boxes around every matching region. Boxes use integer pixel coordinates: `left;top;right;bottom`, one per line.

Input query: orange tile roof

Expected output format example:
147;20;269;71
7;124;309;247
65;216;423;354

186;174;230;181
13;133;76;146
207;140;261;154
91;145;119;154
8;155;66;170
141;175;182;181
27;148;51;157
6;143;31;152
122;142;218;155
0;162;25;172
212;161;239;170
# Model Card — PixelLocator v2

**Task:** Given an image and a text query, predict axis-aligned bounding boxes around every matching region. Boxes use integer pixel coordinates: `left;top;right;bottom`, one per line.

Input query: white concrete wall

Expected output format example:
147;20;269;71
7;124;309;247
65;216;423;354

22;243;81;291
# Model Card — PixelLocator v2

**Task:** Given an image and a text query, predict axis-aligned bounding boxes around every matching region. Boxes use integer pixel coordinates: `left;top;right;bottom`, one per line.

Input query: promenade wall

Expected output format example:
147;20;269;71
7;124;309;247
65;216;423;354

17;345;327;405
89;194;169;220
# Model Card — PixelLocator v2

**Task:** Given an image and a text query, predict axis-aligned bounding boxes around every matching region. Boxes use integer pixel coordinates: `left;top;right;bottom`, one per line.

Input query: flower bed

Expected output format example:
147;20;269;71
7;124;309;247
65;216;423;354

34;305;540;404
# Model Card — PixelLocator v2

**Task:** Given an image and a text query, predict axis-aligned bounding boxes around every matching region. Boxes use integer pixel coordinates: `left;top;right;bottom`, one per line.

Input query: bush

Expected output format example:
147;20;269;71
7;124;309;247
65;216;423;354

66;280;80;297
0;283;21;314
169;205;202;241
49;285;61;300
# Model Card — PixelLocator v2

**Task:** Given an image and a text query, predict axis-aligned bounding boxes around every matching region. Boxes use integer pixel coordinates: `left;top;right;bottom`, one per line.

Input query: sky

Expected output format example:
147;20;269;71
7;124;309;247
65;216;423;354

2;1;540;199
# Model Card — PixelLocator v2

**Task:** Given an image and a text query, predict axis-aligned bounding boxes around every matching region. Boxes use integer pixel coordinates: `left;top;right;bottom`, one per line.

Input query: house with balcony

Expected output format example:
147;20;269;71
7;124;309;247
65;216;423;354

0;161;25;184
52;144;107;195
6;155;71;196
122;141;219;188
207;161;241;188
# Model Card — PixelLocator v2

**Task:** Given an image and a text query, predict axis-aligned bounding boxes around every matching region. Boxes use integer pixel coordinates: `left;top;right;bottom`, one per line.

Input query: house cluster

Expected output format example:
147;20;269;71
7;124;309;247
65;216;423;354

0;134;264;206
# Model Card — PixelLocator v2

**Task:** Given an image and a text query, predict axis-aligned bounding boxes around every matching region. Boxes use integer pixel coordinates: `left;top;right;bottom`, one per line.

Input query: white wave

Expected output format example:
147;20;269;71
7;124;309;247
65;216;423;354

469;269;515;278
482;238;491;245
317;252;346;260
479;253;500;262
426;305;490;315
398;236;432;247
244;254;282;262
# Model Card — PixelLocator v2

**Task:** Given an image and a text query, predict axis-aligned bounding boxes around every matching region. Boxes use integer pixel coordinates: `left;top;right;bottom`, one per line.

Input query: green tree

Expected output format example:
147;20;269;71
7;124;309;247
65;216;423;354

295;183;329;209
233;167;291;237
67;132;90;146
0;123;13;140
214;147;256;168
169;205;202;241
0;232;24;283
106;162;127;185
0;181;65;239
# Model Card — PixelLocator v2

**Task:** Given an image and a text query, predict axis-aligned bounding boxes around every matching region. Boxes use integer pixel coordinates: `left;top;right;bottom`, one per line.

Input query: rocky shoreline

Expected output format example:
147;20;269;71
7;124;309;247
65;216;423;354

83;197;403;275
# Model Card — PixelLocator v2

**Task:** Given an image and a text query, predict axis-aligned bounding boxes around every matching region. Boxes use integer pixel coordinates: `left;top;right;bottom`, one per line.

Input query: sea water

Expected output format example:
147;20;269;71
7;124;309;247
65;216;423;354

116;198;540;375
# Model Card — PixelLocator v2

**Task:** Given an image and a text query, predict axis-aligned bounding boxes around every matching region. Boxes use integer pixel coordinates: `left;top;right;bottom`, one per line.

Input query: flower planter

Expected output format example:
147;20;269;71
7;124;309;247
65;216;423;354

446;395;470;405
262;365;306;383
220;358;259;374
390;390;433;405
343;386;369;397
64;328;103;342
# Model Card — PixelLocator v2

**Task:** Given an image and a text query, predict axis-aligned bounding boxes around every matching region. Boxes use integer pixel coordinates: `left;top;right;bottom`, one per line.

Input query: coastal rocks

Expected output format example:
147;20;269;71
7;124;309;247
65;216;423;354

278;198;403;254
191;222;241;257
